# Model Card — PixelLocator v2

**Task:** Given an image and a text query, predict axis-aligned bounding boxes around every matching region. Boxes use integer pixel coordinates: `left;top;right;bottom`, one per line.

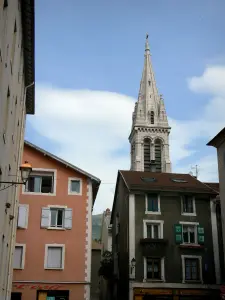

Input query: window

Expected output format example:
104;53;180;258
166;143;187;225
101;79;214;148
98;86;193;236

50;208;64;228
150;111;154;124
68;177;82;195
17;205;29;229
146;258;162;280
3;0;8;8
172;178;188;183
182;255;202;283
41;207;72;230
141;177;156;183
146;194;160;214
147;224;159;239
181;195;196;215
45;245;65;269
13;245;25;269
24;170;55;194
183;225;196;244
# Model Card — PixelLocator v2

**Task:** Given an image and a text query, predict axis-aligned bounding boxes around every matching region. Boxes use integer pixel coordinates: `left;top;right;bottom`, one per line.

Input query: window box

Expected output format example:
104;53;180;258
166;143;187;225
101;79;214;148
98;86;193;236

22;168;57;196
68;177;82;195
145;193;161;215
44;244;65;270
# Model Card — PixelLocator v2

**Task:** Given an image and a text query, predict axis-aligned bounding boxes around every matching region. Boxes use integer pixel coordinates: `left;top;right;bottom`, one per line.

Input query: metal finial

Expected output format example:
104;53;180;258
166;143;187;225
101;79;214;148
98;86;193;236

146;33;149;40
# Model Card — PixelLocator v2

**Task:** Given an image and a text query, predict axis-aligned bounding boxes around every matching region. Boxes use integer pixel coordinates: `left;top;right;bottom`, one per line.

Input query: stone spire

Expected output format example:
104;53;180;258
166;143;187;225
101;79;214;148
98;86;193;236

129;35;171;173
132;34;169;128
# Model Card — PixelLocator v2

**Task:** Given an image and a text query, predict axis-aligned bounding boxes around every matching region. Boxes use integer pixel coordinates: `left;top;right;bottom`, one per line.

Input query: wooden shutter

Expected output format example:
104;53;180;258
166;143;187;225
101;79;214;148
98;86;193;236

197;226;204;244
64;208;72;229
17;205;28;229
41;207;50;228
174;224;183;244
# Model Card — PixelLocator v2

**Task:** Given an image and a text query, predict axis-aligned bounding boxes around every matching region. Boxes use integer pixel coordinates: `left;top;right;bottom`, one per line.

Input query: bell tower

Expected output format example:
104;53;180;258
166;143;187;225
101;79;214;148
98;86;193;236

129;35;171;173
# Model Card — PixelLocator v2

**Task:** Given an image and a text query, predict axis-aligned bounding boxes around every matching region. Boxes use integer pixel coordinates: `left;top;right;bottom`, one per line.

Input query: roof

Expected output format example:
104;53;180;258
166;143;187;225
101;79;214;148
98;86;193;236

21;0;35;115
207;127;225;148
92;240;102;250
203;182;220;193
25;140;101;183
119;170;218;195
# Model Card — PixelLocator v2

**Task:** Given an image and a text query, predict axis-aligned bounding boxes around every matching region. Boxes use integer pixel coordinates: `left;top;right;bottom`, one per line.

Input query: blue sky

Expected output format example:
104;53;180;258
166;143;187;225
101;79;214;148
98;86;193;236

26;0;225;213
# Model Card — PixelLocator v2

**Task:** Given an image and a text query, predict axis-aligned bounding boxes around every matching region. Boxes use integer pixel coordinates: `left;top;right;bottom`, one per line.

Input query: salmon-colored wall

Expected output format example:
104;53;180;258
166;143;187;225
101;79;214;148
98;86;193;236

13;145;89;283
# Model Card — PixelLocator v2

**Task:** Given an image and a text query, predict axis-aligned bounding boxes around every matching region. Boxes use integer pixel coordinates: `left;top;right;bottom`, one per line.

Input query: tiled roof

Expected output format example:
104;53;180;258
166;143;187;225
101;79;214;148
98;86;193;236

203;182;220;193
120;170;218;194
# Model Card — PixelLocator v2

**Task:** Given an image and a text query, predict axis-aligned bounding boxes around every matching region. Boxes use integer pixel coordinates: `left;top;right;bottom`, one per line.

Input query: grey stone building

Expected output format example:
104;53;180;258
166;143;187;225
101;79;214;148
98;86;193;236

0;1;35;299
111;171;221;300
109;36;222;300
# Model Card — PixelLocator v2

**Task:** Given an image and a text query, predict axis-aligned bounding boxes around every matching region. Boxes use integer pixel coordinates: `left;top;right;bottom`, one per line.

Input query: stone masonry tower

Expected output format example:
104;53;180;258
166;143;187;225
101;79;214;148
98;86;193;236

129;35;171;173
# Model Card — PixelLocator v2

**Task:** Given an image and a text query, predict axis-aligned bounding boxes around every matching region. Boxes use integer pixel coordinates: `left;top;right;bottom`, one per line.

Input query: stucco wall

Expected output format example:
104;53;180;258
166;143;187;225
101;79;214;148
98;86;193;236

0;1;28;299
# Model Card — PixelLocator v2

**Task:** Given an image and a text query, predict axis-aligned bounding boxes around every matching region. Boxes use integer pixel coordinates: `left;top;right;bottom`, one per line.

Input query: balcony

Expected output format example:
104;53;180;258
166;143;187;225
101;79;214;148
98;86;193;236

140;238;168;256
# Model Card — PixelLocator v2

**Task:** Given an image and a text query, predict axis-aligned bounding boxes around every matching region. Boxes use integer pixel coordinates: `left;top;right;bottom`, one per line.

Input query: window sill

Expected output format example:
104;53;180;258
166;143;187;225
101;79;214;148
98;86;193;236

179;244;204;249
181;213;197;217
143;279;165;283
44;267;64;270
13;268;24;270
145;211;161;215
22;192;56;196
47;227;66;231
183;280;203;284
68;192;82;196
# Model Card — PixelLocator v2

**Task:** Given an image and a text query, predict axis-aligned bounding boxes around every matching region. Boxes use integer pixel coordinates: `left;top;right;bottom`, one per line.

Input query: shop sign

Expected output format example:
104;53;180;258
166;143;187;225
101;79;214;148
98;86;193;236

13;284;62;290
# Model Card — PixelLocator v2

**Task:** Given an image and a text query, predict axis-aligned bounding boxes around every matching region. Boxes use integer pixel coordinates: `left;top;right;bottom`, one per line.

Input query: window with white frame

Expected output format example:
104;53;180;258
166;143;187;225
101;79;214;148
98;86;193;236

45;245;65;269
182;255;202;282
182;224;197;244
13;245;25;269
181;195;196;215
144;257;165;281
68;177;82;195
50;208;64;228
144;220;164;239
25;171;55;194
41;207;72;229
146;193;160;214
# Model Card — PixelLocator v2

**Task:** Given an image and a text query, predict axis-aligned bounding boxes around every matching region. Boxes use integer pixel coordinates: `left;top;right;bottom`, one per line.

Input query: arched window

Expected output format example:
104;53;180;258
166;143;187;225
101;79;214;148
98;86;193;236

151;111;154;124
144;138;151;172
154;139;162;172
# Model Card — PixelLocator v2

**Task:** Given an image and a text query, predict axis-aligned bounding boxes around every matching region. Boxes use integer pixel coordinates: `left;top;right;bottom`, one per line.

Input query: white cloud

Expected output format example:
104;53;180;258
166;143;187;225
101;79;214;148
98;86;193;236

28;65;225;213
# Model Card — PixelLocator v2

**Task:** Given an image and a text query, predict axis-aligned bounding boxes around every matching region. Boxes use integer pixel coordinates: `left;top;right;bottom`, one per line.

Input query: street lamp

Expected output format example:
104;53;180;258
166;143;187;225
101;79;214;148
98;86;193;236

130;258;136;274
0;161;32;186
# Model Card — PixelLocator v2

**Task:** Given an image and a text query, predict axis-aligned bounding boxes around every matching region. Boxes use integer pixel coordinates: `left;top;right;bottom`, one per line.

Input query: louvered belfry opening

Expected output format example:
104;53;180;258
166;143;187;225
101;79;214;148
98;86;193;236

155;139;162;172
150;111;154;124
144;138;151;172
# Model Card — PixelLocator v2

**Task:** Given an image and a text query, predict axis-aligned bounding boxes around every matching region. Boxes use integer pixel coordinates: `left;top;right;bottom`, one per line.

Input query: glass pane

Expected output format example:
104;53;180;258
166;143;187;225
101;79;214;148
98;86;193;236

34;177;41;192
183;231;189;243
190;231;195;243
57;210;63;227
147;225;152;238
71;180;80;193
147;194;158;211
153;225;159;238
47;247;62;268
50;209;57;227
41;176;53;193
27;177;35;192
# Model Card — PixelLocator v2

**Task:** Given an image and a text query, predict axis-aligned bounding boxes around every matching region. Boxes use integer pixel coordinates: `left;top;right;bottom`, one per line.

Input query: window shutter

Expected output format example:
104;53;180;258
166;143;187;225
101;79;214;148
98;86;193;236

64;208;72;229
197;226;204;244
174;224;183;244
41;207;50;228
17;205;28;229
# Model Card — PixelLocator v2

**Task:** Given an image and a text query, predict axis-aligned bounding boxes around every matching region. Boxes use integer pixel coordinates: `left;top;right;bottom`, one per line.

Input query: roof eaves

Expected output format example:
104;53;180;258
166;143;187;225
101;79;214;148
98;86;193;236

24;140;101;184
21;0;35;115
207;127;225;148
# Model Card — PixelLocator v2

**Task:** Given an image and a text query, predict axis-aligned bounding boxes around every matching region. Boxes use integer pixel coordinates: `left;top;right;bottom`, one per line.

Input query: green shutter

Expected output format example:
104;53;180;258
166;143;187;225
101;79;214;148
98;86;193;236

197;226;204;244
174;224;183;244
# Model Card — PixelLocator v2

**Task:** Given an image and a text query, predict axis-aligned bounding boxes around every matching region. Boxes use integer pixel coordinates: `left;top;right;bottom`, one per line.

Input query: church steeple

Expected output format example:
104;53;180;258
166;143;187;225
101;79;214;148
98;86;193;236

129;35;171;173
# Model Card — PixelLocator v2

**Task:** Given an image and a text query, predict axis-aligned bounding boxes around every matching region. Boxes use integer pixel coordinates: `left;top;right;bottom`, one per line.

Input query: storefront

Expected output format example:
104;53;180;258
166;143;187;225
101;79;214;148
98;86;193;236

133;288;220;300
11;282;87;300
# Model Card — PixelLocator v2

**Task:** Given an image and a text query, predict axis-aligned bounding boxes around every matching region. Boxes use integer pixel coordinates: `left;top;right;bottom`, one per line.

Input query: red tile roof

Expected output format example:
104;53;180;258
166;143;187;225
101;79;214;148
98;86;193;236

203;182;220;193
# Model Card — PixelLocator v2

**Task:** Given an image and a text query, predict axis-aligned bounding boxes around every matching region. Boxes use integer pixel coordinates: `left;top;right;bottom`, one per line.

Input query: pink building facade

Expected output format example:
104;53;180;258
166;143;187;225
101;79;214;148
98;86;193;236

12;141;100;300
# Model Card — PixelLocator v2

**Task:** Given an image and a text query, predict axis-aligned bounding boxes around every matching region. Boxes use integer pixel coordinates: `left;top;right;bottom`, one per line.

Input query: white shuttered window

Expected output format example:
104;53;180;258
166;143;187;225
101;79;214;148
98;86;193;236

17;205;29;229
